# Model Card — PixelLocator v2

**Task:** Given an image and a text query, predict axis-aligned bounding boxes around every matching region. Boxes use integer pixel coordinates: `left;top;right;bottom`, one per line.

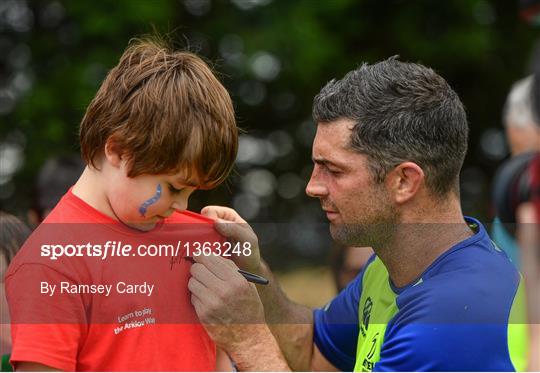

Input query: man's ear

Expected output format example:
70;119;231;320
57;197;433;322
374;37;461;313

103;136;123;168
386;162;424;204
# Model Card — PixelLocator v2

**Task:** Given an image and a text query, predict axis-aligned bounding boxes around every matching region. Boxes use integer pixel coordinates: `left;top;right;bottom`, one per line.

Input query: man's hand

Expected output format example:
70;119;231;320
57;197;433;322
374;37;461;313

198;206;314;371
201;206;261;273
189;252;265;347
189;253;290;371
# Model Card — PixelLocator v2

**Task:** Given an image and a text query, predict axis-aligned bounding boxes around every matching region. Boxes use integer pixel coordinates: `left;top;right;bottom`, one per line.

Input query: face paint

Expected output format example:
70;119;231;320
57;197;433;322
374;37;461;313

139;184;162;217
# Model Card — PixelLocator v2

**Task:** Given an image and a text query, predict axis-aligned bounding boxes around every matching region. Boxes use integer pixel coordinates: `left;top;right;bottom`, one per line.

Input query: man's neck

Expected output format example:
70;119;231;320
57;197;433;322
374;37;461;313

375;199;474;288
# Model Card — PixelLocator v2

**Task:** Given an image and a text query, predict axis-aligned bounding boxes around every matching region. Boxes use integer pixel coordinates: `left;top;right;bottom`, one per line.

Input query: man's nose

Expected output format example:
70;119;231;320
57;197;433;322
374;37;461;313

306;169;328;198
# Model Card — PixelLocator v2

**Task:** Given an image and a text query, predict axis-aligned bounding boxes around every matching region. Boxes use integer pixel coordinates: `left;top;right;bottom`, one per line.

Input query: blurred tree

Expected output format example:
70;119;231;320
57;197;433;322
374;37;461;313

0;0;537;267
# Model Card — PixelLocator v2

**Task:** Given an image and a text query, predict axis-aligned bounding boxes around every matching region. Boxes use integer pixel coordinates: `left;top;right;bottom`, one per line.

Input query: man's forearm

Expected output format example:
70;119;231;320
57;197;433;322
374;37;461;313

227;324;291;371
254;260;315;371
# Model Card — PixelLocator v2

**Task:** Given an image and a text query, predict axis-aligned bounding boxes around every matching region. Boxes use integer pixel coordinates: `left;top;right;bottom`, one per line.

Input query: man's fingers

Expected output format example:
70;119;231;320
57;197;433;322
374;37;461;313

200;206;221;220
213;220;255;245
190;261;227;287
201;205;248;224
190;293;201;309
221;258;237;270
190;293;207;321
192;254;239;282
188;277;209;299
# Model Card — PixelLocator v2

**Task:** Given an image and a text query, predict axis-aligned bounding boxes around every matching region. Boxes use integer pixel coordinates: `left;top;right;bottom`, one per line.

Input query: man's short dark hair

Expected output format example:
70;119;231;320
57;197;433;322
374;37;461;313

312;57;468;197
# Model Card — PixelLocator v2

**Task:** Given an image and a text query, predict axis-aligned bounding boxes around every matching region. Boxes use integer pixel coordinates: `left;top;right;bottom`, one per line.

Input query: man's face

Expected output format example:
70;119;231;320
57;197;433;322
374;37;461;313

306;119;397;246
505;124;540;156
105;161;198;231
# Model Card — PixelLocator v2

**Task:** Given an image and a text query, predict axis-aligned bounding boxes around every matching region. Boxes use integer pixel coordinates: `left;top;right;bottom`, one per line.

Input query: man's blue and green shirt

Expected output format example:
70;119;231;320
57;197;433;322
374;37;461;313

313;218;528;371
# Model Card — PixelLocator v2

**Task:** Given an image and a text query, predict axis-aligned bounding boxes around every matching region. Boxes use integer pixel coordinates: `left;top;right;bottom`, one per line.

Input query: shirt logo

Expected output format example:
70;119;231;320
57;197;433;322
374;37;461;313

363;297;373;331
366;332;379;360
360;332;380;371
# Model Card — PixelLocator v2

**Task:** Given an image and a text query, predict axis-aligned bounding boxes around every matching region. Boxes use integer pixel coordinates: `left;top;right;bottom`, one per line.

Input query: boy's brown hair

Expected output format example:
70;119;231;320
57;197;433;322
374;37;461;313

80;37;237;188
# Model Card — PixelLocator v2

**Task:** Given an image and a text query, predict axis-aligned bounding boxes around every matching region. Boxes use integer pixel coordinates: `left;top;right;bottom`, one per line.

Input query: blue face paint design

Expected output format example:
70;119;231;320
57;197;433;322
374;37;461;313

139;184;162;217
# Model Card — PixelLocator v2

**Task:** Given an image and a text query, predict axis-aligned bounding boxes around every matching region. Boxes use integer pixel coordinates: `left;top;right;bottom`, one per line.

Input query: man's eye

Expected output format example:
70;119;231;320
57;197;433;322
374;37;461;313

168;184;183;194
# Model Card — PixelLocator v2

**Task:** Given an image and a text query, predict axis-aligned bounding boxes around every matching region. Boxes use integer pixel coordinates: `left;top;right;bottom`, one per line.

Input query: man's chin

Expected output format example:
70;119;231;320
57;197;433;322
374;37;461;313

329;223;358;246
329;223;377;247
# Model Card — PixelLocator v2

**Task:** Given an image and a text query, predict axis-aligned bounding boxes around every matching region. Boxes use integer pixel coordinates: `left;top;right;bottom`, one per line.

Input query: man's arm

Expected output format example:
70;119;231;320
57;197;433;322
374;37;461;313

189;253;290;371
253;260;326;371
198;206;339;371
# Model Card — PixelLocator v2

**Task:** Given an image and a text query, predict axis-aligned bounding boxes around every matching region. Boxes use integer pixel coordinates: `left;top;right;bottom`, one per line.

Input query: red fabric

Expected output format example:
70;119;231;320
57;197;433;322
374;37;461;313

6;189;219;371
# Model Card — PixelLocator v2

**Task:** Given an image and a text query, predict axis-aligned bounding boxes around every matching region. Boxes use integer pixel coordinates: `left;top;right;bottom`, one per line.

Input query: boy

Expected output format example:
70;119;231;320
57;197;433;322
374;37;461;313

5;37;238;371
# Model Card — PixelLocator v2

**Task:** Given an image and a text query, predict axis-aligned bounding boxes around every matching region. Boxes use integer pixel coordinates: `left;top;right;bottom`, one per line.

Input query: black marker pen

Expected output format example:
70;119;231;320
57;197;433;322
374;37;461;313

185;256;269;285
238;269;269;285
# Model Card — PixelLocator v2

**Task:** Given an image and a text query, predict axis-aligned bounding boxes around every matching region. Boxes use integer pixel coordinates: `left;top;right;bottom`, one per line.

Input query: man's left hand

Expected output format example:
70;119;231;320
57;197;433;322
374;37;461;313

188;253;265;349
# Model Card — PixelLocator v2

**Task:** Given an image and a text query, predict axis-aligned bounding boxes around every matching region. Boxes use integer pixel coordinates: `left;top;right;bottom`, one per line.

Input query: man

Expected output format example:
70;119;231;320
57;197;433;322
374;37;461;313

516;166;540;371
515;155;540;371
189;58;527;371
503;75;540;157
492;74;540;267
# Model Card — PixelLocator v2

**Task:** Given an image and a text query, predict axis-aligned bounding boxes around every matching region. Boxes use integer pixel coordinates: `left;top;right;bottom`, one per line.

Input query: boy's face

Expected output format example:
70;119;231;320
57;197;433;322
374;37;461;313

105;159;198;231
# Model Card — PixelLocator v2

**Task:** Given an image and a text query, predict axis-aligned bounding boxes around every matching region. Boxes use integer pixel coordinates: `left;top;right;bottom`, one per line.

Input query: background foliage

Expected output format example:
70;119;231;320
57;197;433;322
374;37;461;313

0;0;537;268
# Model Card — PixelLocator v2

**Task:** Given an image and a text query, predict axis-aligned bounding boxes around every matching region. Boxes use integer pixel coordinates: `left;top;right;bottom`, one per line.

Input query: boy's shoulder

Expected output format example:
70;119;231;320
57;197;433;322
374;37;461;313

43;189;113;224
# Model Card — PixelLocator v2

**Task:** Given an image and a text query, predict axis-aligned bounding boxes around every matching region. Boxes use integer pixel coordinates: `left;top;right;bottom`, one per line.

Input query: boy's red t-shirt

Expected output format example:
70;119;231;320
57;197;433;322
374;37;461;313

6;189;221;371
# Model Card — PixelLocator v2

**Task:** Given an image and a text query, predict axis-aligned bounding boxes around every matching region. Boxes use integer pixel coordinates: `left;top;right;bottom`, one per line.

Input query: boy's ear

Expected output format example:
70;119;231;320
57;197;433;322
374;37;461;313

104;136;123;168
